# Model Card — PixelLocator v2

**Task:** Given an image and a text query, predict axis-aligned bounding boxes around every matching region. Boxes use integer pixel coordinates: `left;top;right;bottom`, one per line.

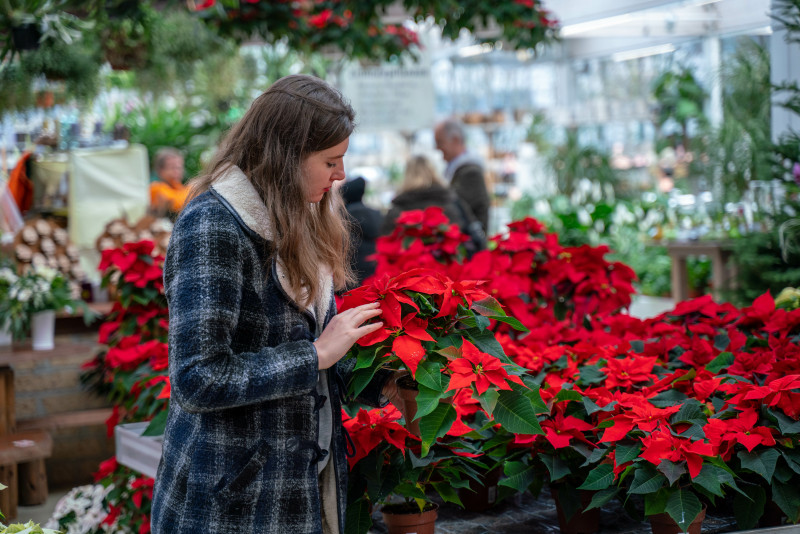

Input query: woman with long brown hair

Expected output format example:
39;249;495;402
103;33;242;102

151;75;396;534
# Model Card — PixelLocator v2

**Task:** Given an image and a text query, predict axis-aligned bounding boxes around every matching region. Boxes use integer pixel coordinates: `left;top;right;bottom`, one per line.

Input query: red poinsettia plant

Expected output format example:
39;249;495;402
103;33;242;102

370;206;472;282
340;267;543;453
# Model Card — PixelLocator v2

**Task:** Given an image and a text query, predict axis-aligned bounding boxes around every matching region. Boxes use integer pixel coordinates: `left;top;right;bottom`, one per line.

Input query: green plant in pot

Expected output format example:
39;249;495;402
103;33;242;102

0;0;92;61
340;268;544;532
340;268;539;454
97;1;154;71
19;37;102;104
344;403;482;534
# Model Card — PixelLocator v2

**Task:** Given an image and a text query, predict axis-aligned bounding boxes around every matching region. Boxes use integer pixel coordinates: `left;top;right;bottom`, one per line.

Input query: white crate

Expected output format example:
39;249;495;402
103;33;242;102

115;422;163;479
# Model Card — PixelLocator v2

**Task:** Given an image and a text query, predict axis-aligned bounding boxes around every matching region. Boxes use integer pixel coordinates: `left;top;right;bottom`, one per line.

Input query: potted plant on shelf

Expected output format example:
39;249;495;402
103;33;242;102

10;265;86;350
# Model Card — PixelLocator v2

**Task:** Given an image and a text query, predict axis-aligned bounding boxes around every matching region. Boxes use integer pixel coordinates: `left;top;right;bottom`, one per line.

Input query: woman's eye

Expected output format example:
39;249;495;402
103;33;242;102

327;163;337;169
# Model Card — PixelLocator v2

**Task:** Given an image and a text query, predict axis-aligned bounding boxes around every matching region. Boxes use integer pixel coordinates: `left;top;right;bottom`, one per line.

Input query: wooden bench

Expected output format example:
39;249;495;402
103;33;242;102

0;431;53;520
17;408;113;433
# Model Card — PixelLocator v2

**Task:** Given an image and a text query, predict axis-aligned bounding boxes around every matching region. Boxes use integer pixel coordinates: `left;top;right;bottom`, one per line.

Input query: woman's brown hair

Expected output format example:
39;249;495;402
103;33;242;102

188;74;355;305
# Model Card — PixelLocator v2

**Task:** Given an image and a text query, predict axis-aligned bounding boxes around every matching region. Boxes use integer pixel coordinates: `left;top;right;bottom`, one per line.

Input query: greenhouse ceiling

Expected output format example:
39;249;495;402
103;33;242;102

546;0;771;58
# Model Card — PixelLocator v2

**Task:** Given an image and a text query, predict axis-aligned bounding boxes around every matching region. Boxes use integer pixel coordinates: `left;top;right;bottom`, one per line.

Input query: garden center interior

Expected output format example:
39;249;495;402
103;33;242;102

0;1;799;533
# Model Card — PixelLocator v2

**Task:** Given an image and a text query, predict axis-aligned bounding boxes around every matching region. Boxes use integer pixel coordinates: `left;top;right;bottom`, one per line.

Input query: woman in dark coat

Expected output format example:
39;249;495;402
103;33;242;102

151;75;397;534
381;155;486;252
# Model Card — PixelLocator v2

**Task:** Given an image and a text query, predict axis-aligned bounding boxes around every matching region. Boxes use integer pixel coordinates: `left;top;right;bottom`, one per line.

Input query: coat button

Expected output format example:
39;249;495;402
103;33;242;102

286;436;300;451
290;324;308;341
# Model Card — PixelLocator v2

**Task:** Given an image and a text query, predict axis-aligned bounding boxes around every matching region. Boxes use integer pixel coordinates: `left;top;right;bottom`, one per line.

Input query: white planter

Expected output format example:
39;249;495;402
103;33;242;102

115;422;163;479
31;310;55;351
0;321;12;347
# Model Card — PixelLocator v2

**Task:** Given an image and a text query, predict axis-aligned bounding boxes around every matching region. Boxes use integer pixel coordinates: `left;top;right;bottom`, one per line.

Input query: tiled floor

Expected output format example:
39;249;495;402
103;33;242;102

368;488;740;534
12;487;70;527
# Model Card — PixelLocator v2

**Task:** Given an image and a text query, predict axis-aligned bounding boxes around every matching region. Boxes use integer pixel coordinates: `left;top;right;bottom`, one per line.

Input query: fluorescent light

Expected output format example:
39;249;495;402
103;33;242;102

612;43;675;62
561;14;636;37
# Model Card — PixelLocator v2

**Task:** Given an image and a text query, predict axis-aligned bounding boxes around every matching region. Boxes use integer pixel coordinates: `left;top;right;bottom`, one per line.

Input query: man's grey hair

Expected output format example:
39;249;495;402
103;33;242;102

439;119;465;143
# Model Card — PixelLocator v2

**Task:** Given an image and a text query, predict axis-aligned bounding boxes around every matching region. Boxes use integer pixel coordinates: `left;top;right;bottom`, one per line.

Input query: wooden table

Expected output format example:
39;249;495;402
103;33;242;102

658;240;736;302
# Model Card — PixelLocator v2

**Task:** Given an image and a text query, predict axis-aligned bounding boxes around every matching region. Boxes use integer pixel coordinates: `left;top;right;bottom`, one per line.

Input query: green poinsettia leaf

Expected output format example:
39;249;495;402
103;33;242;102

432;481;463;507
465;328;507;361
492;389;544;435
471;296;505;317
692;464;725;497
578;463;614;491
414;361;446;392
644;487;671;515
772;480;800;523
499;460;538;492
738;448;780;483
675;423;705;441
657;459;687;486
354;345;379;371
578;365;606;385
418;402;457;456
540;453;571;482
584;487;620;511
488;315;529;332
141;409;168;436
615;443;642;466
554;389;583;403
511;380;548;414
670;399;707;426
771;410;800;435
649;389;689;407
629;463;667;495
713;334;730;351
350;365;381;399
733;484;765;530
413;385;445;422
664;488;703;532
705;351;734;374
630;340;645;353
344;497;373;534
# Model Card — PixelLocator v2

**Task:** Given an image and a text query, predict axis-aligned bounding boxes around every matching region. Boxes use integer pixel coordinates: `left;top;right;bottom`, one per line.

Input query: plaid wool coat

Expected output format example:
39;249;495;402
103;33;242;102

151;167;389;534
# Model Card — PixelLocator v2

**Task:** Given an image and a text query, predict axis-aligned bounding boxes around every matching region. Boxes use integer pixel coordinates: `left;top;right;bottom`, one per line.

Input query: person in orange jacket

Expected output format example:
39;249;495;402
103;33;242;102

149;148;188;218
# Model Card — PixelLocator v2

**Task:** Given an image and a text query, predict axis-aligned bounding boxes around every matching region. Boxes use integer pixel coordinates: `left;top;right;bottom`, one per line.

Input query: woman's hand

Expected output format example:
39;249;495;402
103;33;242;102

313;302;383;370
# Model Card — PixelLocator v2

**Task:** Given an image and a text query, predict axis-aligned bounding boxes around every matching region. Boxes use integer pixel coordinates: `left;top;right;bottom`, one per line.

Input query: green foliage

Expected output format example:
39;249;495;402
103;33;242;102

549;128;617;197
110;101;225;180
723;229;800;306
699;38;772;202
20;38;102;103
652;65;707;153
0;62;35;117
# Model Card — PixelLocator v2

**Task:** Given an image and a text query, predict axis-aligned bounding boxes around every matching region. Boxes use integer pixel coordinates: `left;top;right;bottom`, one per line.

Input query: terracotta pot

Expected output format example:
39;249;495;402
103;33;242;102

458;464;502;512
381;502;438;534
396;378;421;436
552;487;600;534
396;376;453;437
648;506;706;534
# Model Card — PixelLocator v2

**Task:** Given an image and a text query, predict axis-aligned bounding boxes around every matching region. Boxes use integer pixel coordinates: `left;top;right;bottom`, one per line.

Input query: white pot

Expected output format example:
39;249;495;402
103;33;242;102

0;321;12;347
31;310;56;351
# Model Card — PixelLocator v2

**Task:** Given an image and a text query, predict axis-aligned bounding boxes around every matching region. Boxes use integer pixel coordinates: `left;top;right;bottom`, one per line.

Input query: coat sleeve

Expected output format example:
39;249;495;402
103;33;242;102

164;202;319;413
451;164;490;232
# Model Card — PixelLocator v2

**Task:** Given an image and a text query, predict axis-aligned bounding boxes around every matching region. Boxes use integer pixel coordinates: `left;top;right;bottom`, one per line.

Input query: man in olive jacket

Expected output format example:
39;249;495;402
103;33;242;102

434;119;491;233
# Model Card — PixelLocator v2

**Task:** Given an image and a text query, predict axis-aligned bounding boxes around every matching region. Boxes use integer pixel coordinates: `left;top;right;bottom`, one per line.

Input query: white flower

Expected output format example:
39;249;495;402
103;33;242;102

17;288;32;303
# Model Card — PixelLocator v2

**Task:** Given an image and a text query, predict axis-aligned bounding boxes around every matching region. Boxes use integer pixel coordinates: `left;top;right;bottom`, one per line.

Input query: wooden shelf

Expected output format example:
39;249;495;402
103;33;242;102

0;339;100;367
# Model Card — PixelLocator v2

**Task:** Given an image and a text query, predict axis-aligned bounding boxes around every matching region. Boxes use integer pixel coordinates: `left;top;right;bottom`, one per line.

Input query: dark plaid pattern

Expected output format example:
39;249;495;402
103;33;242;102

151;190;385;534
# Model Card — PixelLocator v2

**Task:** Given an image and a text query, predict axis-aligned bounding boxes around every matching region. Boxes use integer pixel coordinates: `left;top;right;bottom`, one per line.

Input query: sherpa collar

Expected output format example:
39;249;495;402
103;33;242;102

211;165;333;325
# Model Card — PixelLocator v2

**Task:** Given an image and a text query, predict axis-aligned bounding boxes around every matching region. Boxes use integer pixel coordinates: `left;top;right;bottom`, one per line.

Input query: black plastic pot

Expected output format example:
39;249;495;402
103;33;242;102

11;24;41;51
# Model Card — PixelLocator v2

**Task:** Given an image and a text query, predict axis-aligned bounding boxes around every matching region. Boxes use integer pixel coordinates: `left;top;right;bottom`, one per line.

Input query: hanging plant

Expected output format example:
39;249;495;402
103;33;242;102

20;38;102;104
